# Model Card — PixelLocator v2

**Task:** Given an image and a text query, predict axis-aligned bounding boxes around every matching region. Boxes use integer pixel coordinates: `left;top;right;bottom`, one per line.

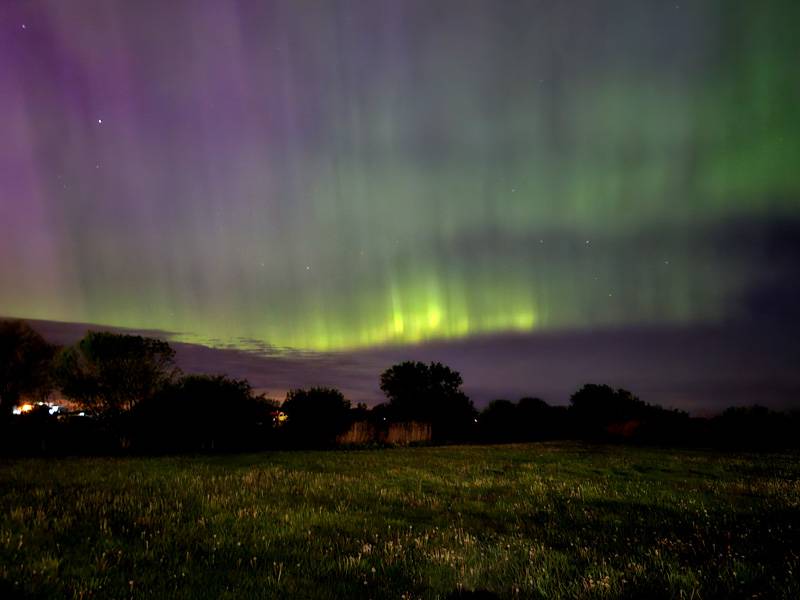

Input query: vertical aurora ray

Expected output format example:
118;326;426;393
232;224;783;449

0;0;798;352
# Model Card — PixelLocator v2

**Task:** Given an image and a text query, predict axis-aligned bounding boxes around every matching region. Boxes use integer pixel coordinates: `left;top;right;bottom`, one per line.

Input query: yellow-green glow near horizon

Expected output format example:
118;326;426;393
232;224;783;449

1;1;799;352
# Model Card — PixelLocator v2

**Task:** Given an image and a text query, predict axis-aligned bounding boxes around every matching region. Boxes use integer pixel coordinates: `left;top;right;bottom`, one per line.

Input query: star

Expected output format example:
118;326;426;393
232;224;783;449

97;118;103;124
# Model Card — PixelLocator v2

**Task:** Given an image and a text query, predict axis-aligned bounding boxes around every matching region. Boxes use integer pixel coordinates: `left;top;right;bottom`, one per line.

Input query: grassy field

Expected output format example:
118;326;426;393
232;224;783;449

0;443;798;599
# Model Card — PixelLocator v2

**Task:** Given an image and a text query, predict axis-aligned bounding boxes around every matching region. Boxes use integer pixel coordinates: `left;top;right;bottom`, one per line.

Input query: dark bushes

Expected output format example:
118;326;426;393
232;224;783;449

478;397;570;443
281;387;352;447
131;375;277;452
380;361;477;442
1;319;799;454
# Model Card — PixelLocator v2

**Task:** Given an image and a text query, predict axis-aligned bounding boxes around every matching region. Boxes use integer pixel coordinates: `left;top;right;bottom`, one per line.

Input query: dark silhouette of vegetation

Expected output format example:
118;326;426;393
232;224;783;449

0;320;56;417
709;405;800;449
478;397;569;442
132;375;277;452
380;361;476;442
479;399;519;442
281;387;352;447
0;319;798;455
517;397;570;440
55;331;178;416
570;384;646;435
569;384;691;442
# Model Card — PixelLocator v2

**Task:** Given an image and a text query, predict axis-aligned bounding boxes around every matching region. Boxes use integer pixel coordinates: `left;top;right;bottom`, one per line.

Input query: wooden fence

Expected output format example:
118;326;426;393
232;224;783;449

336;421;431;446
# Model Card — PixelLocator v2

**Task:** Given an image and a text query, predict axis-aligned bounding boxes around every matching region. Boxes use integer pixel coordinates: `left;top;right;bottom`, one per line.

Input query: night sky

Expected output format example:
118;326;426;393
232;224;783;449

2;1;799;411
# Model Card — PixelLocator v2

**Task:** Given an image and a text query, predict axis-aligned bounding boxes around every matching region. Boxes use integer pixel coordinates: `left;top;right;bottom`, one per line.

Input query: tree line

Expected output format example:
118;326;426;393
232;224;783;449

1;319;798;455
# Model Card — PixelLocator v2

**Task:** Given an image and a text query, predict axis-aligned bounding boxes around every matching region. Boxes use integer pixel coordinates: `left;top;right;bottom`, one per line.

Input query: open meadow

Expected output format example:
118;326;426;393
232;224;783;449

1;443;798;599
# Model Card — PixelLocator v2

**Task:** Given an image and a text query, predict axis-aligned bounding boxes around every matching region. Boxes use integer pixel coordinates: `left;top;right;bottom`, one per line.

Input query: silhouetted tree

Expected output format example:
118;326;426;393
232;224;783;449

516;397;564;440
0;320;56;417
477;397;568;443
369;402;393;426
132;374;276;452
479;399;519;442
380;361;476;442
281;387;351;447
570;384;639;422
707;405;799;449
570;384;690;442
350;402;370;422
55;331;178;416
570;384;642;438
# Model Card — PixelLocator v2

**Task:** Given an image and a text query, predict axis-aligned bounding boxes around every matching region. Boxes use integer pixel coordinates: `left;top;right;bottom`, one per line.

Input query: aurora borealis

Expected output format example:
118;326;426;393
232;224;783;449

1;1;799;408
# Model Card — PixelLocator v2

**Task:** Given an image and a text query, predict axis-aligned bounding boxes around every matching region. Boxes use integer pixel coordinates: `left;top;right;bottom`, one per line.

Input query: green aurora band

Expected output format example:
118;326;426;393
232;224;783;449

1;1;798;351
